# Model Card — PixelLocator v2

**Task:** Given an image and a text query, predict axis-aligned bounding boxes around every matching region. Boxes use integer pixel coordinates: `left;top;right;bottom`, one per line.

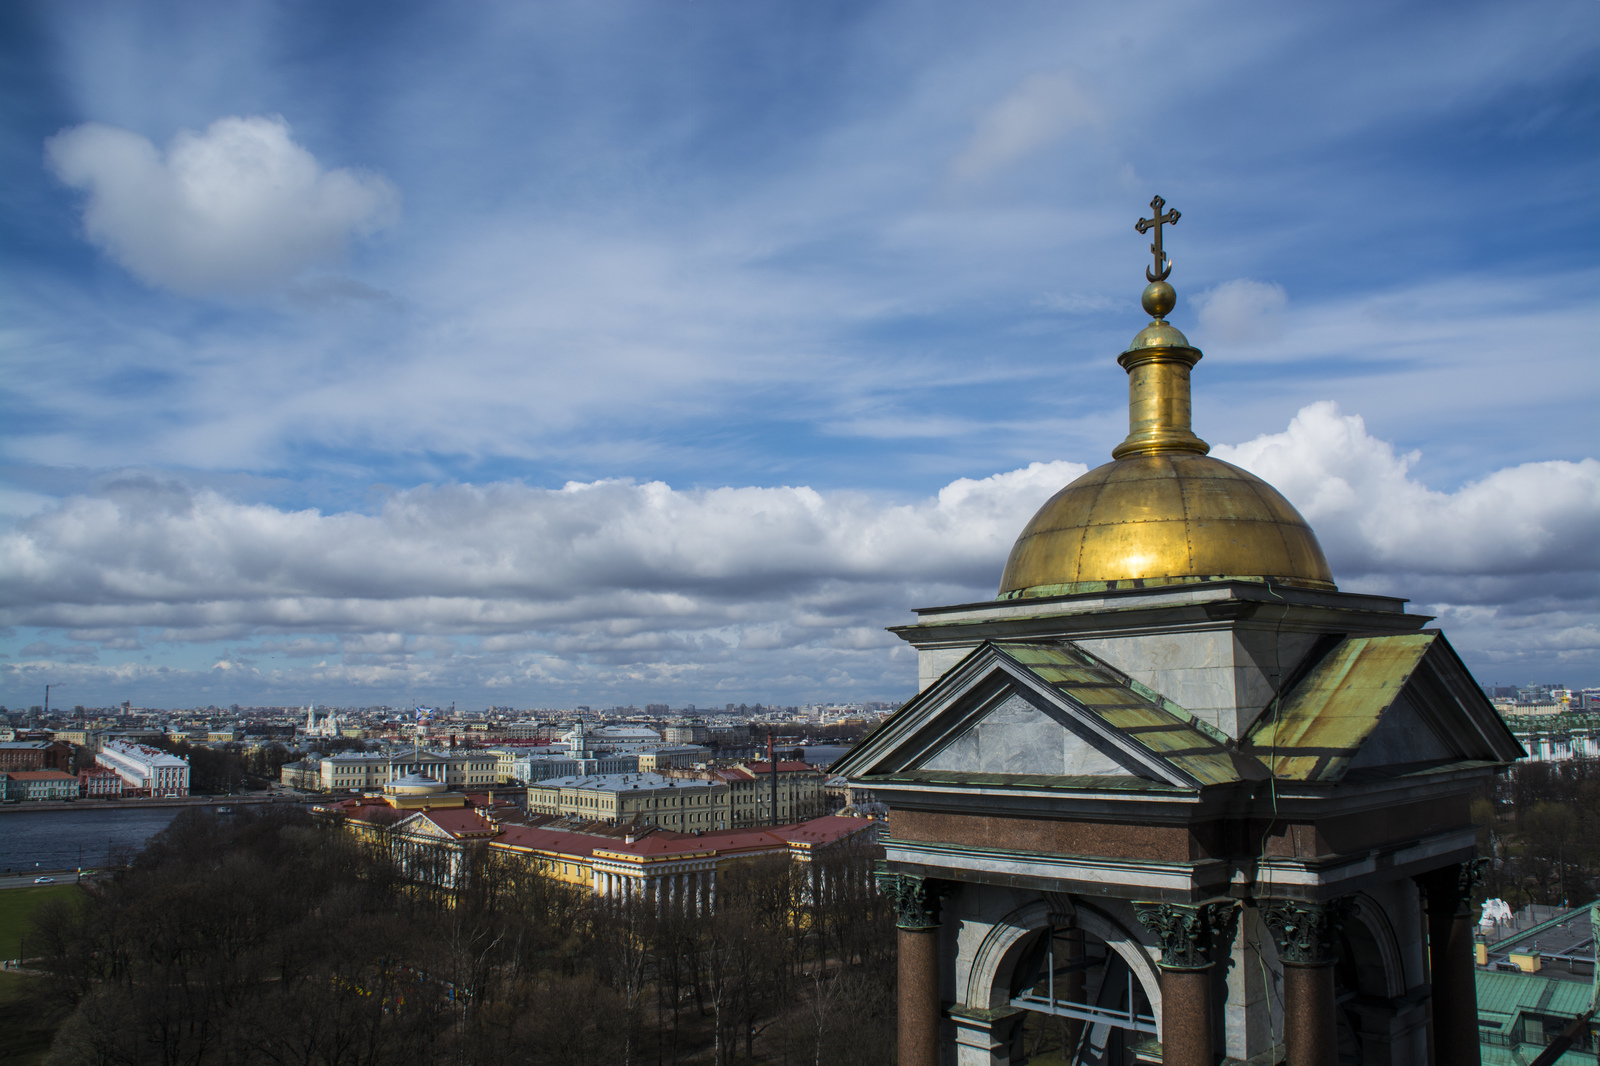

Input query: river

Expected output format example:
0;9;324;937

0;807;190;873
0;749;855;872
798;744;851;768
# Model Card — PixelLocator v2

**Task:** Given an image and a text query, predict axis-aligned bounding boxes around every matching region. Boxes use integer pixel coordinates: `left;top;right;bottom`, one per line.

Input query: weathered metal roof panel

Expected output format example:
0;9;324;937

994;643;1255;787
865;768;1189;793
1242;634;1435;780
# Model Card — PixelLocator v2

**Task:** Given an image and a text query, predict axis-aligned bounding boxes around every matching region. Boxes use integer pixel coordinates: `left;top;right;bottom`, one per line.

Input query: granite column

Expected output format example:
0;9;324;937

1134;899;1237;1066
878;871;946;1066
1261;898;1352;1066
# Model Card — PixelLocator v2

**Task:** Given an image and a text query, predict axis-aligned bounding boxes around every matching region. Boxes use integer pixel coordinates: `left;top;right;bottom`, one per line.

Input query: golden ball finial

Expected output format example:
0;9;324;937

1142;280;1175;319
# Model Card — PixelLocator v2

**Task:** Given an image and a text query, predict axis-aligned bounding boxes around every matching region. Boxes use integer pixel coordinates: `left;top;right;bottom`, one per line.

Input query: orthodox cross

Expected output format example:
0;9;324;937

1135;195;1181;282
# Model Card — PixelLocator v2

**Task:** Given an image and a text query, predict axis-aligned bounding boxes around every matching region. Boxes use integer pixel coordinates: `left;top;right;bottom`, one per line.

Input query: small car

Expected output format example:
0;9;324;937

34;876;55;884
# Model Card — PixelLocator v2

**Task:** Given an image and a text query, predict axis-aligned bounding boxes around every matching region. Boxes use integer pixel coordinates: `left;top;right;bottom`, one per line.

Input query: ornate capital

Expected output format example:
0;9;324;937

876;870;945;930
1416;858;1487;918
1260;897;1353;967
1133;900;1237;970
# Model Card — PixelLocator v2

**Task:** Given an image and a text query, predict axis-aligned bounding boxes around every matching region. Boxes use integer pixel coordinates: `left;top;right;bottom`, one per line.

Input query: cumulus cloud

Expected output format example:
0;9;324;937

45;115;398;294
1216;402;1599;676
1194;278;1289;345
950;71;1099;183
1215;402;1600;586
2;407;1594;699
0;461;1085;640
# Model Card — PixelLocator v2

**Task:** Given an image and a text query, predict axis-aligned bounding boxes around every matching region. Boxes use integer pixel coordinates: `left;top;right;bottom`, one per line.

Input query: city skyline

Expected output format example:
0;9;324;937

2;0;1596;706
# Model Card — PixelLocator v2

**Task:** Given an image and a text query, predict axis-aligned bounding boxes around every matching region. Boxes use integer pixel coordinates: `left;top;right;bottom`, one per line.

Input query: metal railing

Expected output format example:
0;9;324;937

1009;935;1157;1035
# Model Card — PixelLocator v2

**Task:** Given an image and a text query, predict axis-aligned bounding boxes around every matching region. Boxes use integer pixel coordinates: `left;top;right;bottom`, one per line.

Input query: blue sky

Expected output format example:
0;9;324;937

2;0;1596;710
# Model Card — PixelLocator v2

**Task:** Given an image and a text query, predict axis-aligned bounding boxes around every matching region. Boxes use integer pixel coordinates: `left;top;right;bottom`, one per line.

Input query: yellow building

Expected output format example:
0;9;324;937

705;760;826;827
526;772;731;831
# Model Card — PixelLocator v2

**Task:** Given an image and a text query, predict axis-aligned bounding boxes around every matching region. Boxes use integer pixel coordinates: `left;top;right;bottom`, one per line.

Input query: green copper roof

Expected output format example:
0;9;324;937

992;643;1261;788
1475;969;1595;1024
870;768;1189;793
1240;633;1434;781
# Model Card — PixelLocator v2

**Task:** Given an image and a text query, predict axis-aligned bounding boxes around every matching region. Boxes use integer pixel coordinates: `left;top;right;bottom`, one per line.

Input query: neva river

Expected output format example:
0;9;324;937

0;749;856;873
0;807;188;873
799;745;849;767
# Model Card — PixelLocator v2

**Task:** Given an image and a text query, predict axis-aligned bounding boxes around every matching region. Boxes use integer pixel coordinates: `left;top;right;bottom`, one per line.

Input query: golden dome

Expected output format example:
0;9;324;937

997;226;1335;599
998;452;1334;598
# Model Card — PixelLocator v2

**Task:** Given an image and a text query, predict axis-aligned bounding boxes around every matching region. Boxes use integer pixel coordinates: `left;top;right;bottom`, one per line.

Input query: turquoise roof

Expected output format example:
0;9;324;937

1475;968;1595;1026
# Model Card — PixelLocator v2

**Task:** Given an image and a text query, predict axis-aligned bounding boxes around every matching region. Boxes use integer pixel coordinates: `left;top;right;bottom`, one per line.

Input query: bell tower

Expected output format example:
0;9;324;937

836;202;1522;1066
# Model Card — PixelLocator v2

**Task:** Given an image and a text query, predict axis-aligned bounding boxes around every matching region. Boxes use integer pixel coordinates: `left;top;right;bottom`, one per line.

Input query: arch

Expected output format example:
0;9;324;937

1343;892;1407;998
961;896;1165;1038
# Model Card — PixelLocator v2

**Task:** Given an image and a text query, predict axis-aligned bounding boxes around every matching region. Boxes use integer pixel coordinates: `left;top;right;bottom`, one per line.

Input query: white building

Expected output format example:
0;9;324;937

96;740;190;797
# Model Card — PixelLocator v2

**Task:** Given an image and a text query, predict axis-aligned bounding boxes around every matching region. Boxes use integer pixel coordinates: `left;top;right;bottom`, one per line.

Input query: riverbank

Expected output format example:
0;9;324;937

0;794;306;815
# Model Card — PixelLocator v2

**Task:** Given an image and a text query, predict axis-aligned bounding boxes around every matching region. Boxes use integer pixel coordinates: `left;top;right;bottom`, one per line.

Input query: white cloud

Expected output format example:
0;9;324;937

1194;278;1288;345
2;408;1595;699
0;461;1087;641
1215;402;1599;678
950;71;1099;184
1214;401;1600;583
45;115;398;294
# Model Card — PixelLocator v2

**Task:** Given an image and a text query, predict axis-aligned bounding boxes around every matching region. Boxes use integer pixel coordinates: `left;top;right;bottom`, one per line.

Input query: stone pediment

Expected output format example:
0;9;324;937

834;641;1265;791
837;632;1520;794
393;813;457;839
1240;631;1524;781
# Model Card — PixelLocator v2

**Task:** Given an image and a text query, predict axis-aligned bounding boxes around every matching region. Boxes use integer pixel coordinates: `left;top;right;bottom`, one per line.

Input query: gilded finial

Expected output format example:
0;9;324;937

1135;195;1180;282
1112;195;1207;461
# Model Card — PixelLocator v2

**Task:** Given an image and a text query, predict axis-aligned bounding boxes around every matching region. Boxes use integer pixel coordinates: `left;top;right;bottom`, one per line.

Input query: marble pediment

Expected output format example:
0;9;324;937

833;641;1260;791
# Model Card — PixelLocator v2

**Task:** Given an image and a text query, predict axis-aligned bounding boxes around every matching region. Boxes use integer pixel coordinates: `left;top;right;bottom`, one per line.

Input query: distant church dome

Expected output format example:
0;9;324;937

998;274;1334;599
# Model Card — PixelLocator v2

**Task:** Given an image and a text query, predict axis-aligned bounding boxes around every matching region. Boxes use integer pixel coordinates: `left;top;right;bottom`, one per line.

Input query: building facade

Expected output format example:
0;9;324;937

699;761;825;826
96;740;190;797
526;771;731;831
2;769;81;801
0;741;48;771
492;749;638;784
78;765;124;797
1506;712;1600;762
310;749;501;792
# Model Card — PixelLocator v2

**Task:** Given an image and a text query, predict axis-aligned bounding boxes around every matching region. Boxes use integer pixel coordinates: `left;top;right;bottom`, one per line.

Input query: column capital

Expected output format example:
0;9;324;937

1260;897;1354;967
876;869;946;930
1133;899;1237;970
1415;858;1487;918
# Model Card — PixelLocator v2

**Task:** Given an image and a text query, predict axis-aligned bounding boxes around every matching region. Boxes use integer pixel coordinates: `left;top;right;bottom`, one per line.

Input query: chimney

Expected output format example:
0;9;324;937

768;732;779;826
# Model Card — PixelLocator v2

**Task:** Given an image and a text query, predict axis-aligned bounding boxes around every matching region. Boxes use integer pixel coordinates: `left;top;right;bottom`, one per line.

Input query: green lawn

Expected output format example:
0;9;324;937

0;884;79;960
0;887;78;1066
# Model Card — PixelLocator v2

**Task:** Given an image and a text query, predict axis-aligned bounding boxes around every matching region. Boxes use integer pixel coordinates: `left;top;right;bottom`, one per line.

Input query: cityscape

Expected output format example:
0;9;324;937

1;2;1596;1065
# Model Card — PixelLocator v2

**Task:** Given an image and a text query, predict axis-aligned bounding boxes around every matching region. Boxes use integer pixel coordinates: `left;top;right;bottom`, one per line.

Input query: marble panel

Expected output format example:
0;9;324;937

920;645;975;691
920;693;1131;777
1222;906;1278;1060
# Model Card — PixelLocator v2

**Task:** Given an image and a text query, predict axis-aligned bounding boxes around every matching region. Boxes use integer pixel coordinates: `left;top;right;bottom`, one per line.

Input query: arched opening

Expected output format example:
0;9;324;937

1007;923;1158;1065
1328;899;1407;1065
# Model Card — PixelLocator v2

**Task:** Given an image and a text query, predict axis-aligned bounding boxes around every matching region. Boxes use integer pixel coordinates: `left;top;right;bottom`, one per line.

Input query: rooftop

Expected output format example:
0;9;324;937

1482;902;1597;983
533;772;720;792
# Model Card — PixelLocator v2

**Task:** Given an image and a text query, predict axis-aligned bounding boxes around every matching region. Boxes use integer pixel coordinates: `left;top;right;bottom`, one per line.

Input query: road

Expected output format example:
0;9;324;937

0;871;91;891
